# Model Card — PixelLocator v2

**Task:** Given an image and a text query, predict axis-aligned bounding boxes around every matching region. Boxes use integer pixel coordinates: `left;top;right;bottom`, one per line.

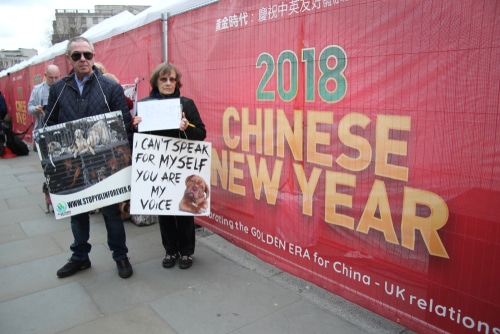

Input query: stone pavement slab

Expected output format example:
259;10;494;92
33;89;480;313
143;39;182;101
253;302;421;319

0;152;413;334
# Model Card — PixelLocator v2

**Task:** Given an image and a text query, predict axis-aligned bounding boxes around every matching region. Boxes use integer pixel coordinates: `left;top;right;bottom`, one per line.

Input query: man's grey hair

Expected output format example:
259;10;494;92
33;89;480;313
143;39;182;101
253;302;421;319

66;36;94;55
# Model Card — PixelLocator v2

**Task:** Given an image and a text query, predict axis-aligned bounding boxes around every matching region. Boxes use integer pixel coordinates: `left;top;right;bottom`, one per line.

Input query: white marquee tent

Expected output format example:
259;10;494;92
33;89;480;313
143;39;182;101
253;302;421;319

0;0;216;77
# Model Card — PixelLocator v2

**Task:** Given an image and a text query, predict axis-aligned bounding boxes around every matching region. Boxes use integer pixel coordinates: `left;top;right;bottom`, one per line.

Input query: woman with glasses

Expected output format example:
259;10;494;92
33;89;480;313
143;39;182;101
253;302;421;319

133;62;206;269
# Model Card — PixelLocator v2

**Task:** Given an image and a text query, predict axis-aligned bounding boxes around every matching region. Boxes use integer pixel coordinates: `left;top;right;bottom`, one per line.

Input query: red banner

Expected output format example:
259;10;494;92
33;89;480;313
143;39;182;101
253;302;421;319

169;1;500;333
1;1;499;332
3;67;31;141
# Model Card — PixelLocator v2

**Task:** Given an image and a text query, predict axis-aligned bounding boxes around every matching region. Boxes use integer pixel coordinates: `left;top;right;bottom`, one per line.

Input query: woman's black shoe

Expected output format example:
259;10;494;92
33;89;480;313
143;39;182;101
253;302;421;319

162;254;178;268
179;255;193;269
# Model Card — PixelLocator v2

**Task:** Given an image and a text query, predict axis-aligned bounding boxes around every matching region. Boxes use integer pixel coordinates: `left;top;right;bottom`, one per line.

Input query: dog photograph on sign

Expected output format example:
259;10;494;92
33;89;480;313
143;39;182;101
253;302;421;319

35;111;131;196
178;174;209;214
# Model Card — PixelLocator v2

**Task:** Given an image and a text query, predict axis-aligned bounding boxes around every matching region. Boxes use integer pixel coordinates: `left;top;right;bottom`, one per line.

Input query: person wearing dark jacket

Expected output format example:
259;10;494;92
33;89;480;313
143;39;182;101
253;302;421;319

45;36;133;279
0;91;7;120
133;62;206;269
0;91;7;156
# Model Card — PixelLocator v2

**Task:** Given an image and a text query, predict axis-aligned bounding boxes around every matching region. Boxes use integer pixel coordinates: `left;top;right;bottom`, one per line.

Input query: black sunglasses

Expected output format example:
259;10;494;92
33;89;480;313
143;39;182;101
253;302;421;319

70;52;94;61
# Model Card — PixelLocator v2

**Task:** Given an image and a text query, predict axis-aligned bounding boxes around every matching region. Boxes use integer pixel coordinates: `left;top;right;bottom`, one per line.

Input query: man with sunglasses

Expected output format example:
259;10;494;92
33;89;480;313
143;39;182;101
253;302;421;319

45;36;134;279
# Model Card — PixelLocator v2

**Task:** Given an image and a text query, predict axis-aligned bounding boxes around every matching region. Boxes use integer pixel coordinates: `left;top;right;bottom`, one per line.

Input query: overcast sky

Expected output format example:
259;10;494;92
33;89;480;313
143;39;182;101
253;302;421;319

0;0;160;54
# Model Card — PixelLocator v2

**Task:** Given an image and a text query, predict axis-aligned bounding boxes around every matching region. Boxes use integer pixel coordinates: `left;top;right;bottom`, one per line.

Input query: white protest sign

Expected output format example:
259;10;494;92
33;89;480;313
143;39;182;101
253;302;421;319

130;133;211;216
136;98;181;131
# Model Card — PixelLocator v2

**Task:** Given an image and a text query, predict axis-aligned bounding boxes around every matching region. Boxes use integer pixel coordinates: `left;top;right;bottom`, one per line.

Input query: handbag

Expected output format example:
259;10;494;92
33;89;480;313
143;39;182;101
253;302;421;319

130;214;158;226
119;200;157;226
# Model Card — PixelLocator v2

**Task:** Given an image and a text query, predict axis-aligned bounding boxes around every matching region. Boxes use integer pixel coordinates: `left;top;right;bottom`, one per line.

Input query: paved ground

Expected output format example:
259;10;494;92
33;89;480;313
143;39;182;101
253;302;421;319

0;151;414;334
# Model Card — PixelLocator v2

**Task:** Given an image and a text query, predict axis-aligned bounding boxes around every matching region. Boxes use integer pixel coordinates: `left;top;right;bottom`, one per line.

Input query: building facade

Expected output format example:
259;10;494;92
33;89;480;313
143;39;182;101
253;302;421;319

0;48;38;72
52;5;150;44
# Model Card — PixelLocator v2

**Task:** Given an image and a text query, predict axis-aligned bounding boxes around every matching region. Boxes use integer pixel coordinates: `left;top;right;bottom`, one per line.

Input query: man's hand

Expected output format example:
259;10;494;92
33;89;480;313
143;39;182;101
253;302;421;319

35;105;44;114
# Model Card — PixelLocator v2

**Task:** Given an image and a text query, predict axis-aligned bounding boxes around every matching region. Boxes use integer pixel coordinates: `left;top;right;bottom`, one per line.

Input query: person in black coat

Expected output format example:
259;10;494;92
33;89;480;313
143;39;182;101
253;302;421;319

0;91;7;156
45;36;133;279
133;62;206;269
0;91;7;121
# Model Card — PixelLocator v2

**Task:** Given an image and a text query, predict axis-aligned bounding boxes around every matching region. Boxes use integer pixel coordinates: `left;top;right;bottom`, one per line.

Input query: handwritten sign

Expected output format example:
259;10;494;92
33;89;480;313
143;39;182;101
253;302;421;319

136;98;181;131
130;133;211;216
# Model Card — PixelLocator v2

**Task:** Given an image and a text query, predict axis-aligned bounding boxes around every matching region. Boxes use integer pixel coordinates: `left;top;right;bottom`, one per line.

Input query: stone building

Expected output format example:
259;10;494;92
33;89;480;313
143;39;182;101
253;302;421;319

51;5;150;44
0;48;38;72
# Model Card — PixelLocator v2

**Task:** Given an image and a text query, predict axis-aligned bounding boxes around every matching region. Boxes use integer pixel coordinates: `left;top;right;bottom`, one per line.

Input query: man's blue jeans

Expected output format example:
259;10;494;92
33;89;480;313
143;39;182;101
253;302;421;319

69;204;128;261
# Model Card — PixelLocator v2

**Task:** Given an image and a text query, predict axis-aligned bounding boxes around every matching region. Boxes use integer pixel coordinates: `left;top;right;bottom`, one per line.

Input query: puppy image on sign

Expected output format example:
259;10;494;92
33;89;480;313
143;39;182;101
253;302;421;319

73;128;95;158
87;119;111;147
179;174;209;214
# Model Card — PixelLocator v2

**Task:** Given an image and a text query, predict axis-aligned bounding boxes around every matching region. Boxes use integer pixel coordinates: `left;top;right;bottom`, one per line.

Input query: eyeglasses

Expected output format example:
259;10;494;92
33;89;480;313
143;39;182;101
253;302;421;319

159;76;177;83
70;52;94;61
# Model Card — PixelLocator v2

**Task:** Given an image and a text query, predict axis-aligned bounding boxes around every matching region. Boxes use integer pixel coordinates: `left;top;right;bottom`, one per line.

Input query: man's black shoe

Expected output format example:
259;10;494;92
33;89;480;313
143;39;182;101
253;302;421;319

116;258;133;278
57;259;91;278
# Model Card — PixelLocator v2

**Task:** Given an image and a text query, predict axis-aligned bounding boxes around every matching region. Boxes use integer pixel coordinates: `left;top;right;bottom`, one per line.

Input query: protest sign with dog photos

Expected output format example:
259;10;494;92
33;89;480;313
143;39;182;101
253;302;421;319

130;133;211;216
33;111;132;219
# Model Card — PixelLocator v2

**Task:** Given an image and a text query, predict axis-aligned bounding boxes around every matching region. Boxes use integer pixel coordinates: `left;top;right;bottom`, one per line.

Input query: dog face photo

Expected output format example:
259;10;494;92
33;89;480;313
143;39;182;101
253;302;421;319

47;141;62;155
73;128;95;158
179;174;209;214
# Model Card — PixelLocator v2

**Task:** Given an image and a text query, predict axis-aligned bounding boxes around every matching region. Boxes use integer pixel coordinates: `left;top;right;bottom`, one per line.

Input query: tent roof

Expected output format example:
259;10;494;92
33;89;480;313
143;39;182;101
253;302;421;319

129;0;218;28
82;10;136;43
0;0;217;77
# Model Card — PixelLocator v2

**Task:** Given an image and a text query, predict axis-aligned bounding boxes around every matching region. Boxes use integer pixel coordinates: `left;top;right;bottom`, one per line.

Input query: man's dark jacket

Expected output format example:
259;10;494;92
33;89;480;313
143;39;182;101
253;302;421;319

45;66;132;144
0;92;7;120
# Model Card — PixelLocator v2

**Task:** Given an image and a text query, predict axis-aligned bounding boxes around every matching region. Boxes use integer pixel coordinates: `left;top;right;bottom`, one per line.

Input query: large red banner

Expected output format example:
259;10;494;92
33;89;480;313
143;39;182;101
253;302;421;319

1;0;498;333
168;1;500;333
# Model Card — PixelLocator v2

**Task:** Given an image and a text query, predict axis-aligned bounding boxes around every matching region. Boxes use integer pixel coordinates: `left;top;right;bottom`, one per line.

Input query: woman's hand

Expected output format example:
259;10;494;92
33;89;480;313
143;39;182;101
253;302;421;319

180;112;189;131
133;116;142;130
